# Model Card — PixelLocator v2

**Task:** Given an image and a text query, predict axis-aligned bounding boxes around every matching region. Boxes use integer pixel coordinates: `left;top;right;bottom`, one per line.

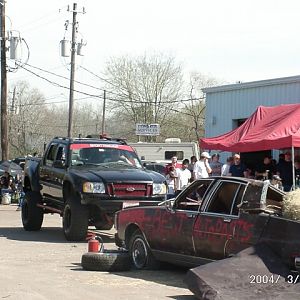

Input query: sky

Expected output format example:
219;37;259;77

5;0;300;106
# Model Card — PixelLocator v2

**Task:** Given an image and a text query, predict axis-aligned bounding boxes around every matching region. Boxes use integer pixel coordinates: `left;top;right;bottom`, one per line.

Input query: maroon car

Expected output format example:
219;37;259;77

115;177;300;271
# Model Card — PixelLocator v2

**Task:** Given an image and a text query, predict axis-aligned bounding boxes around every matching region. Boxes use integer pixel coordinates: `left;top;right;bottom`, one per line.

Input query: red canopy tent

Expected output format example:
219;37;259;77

200;103;300;189
200;104;300;152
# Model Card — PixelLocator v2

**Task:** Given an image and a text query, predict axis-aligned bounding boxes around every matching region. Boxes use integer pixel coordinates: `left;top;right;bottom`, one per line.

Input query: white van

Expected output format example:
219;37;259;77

130;138;200;163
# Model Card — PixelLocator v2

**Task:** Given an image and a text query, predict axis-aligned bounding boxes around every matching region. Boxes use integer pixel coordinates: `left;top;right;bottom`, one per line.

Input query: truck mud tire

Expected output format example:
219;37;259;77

129;229;160;270
63;196;89;241
22;191;44;231
81;250;131;272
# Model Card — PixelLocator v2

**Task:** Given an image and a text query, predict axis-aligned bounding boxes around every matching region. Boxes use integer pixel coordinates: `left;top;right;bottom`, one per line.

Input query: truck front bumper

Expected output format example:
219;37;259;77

81;194;165;213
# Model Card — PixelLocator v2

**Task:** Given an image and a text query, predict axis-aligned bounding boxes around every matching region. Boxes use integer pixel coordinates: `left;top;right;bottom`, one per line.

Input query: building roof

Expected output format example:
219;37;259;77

202;74;300;94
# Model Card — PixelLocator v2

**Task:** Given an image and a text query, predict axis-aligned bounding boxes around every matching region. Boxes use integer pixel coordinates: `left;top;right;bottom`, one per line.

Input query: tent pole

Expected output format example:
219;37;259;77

292;146;295;191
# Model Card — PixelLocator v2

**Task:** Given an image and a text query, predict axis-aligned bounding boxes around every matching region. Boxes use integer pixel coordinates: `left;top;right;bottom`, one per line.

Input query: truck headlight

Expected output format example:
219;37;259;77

83;182;105;193
153;183;167;195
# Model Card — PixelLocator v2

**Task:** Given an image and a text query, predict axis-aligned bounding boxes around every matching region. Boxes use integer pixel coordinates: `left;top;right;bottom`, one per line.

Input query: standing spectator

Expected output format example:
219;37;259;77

277;152;293;192
278;153;285;166
166;166;177;198
165;156;181;176
175;159;191;195
210;153;223;176
193;152;212;179
228;154;248;177
295;160;300;188
221;156;234;176
188;156;197;181
254;155;276;180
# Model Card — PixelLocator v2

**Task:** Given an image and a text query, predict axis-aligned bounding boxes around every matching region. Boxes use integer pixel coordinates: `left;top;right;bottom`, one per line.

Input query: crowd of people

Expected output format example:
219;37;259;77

0;171;24;210
165;151;300;197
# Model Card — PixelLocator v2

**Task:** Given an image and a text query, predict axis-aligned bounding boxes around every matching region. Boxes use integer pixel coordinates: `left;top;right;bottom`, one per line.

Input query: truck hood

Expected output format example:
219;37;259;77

69;164;165;183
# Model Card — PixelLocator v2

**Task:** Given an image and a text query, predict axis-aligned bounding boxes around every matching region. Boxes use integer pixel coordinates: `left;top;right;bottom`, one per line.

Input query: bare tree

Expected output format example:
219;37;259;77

181;73;224;141
104;53;183;141
8;82;50;157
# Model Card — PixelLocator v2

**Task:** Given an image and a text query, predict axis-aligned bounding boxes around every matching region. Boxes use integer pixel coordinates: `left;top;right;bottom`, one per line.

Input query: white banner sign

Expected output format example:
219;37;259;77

136;123;160;136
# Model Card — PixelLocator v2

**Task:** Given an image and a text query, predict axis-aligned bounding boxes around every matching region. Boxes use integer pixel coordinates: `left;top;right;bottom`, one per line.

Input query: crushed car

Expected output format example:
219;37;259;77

114;177;300;273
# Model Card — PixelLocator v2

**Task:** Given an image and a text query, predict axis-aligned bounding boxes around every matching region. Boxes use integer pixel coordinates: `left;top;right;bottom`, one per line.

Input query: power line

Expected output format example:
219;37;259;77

18;63;205;104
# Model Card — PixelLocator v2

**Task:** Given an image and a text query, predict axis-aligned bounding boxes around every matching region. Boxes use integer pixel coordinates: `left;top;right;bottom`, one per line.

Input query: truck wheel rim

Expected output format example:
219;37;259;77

132;237;147;269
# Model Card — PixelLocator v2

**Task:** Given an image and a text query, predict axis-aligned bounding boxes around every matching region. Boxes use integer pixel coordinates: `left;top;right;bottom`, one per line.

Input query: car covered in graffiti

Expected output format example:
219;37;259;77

115;177;300;272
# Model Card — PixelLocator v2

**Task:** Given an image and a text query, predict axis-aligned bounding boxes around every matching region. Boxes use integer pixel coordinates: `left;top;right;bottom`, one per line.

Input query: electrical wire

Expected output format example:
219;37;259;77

18;63;205;104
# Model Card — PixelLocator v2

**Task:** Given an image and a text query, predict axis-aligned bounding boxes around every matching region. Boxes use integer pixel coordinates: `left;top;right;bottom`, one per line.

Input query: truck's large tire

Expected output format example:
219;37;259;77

81;250;131;272
21;191;44;231
63;195;89;241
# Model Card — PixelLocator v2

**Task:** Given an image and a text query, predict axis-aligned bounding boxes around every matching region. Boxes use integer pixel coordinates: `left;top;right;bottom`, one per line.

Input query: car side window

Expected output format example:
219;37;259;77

174;180;213;211
206;181;243;215
45;144;58;166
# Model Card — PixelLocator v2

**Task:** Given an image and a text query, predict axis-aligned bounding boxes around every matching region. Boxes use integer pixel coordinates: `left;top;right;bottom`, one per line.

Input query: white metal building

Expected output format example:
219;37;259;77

202;75;300;165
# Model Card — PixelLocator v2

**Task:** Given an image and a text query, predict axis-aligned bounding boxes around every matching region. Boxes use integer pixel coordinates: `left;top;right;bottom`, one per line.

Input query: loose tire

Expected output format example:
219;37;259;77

22;191;44;231
63;196;89;241
129;229;159;270
81;250;131;272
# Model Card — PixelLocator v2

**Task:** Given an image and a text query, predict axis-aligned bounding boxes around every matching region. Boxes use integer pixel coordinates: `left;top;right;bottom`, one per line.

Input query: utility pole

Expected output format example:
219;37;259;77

0;0;8;160
101;90;106;135
67;3;77;138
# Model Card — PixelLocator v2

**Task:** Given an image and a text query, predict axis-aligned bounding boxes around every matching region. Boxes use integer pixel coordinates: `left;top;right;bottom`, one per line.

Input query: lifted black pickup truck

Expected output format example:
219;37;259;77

22;136;167;241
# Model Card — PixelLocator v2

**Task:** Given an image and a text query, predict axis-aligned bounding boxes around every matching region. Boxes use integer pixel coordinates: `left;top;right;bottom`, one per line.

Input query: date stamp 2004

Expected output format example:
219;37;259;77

249;274;300;284
249;274;281;284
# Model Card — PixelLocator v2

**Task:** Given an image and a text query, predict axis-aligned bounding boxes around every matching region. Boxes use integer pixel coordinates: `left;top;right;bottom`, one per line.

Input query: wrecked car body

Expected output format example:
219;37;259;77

115;177;300;272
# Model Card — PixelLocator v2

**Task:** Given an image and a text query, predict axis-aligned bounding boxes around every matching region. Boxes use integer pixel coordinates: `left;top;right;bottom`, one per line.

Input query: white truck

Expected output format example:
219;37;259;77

130;138;200;164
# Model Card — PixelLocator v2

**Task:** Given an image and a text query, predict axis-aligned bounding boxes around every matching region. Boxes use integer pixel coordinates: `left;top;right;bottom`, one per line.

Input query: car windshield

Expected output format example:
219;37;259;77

70;144;142;168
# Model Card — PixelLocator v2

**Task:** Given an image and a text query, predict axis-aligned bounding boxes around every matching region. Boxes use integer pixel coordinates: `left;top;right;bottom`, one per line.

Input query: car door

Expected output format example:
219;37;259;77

39;143;58;198
155;179;214;256
193;180;246;260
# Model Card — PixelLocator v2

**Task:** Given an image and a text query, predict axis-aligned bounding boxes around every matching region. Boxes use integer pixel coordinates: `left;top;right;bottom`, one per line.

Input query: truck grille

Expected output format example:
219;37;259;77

107;183;152;197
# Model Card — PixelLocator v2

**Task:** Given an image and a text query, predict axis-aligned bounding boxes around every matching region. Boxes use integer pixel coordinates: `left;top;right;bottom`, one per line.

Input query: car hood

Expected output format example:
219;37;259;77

69;164;165;183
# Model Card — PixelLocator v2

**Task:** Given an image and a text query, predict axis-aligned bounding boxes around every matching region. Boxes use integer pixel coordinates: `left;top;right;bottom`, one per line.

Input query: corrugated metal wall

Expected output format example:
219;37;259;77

205;80;300;138
204;76;300;162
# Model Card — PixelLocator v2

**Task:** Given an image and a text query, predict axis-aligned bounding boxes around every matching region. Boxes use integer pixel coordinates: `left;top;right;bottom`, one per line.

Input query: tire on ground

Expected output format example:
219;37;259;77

129;229;160;270
22;191;44;231
63;195;89;241
81;250;131;272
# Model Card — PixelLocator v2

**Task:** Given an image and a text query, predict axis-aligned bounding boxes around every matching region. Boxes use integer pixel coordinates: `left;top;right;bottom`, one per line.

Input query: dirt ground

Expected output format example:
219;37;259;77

0;204;195;300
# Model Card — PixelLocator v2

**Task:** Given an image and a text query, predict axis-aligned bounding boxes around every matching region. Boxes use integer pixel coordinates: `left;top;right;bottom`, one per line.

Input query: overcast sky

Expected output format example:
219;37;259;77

6;0;300;104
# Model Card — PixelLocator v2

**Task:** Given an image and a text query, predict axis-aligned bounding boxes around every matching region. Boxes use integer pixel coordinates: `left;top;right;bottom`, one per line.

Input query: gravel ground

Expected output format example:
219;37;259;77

0;204;194;300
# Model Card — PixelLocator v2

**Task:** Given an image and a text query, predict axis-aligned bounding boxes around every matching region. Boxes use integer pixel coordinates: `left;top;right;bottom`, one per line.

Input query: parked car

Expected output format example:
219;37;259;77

114;177;300;273
142;161;166;176
22;136;167;241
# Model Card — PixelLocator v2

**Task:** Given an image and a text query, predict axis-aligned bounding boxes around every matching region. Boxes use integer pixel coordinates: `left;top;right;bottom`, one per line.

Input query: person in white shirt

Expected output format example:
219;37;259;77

221;156;234;176
193;152;212;179
175;159;191;194
166;166;177;198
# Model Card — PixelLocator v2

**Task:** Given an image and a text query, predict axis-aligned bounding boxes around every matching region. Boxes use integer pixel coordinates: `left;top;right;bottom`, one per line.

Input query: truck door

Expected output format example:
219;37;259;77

50;144;67;201
39;143;58;198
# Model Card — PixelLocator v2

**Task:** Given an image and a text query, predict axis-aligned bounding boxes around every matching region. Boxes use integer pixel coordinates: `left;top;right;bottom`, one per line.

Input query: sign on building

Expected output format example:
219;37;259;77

136;124;160;136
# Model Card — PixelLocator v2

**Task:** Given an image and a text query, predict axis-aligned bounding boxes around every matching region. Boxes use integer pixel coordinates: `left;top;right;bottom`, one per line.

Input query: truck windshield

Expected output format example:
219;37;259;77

70;144;142;168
